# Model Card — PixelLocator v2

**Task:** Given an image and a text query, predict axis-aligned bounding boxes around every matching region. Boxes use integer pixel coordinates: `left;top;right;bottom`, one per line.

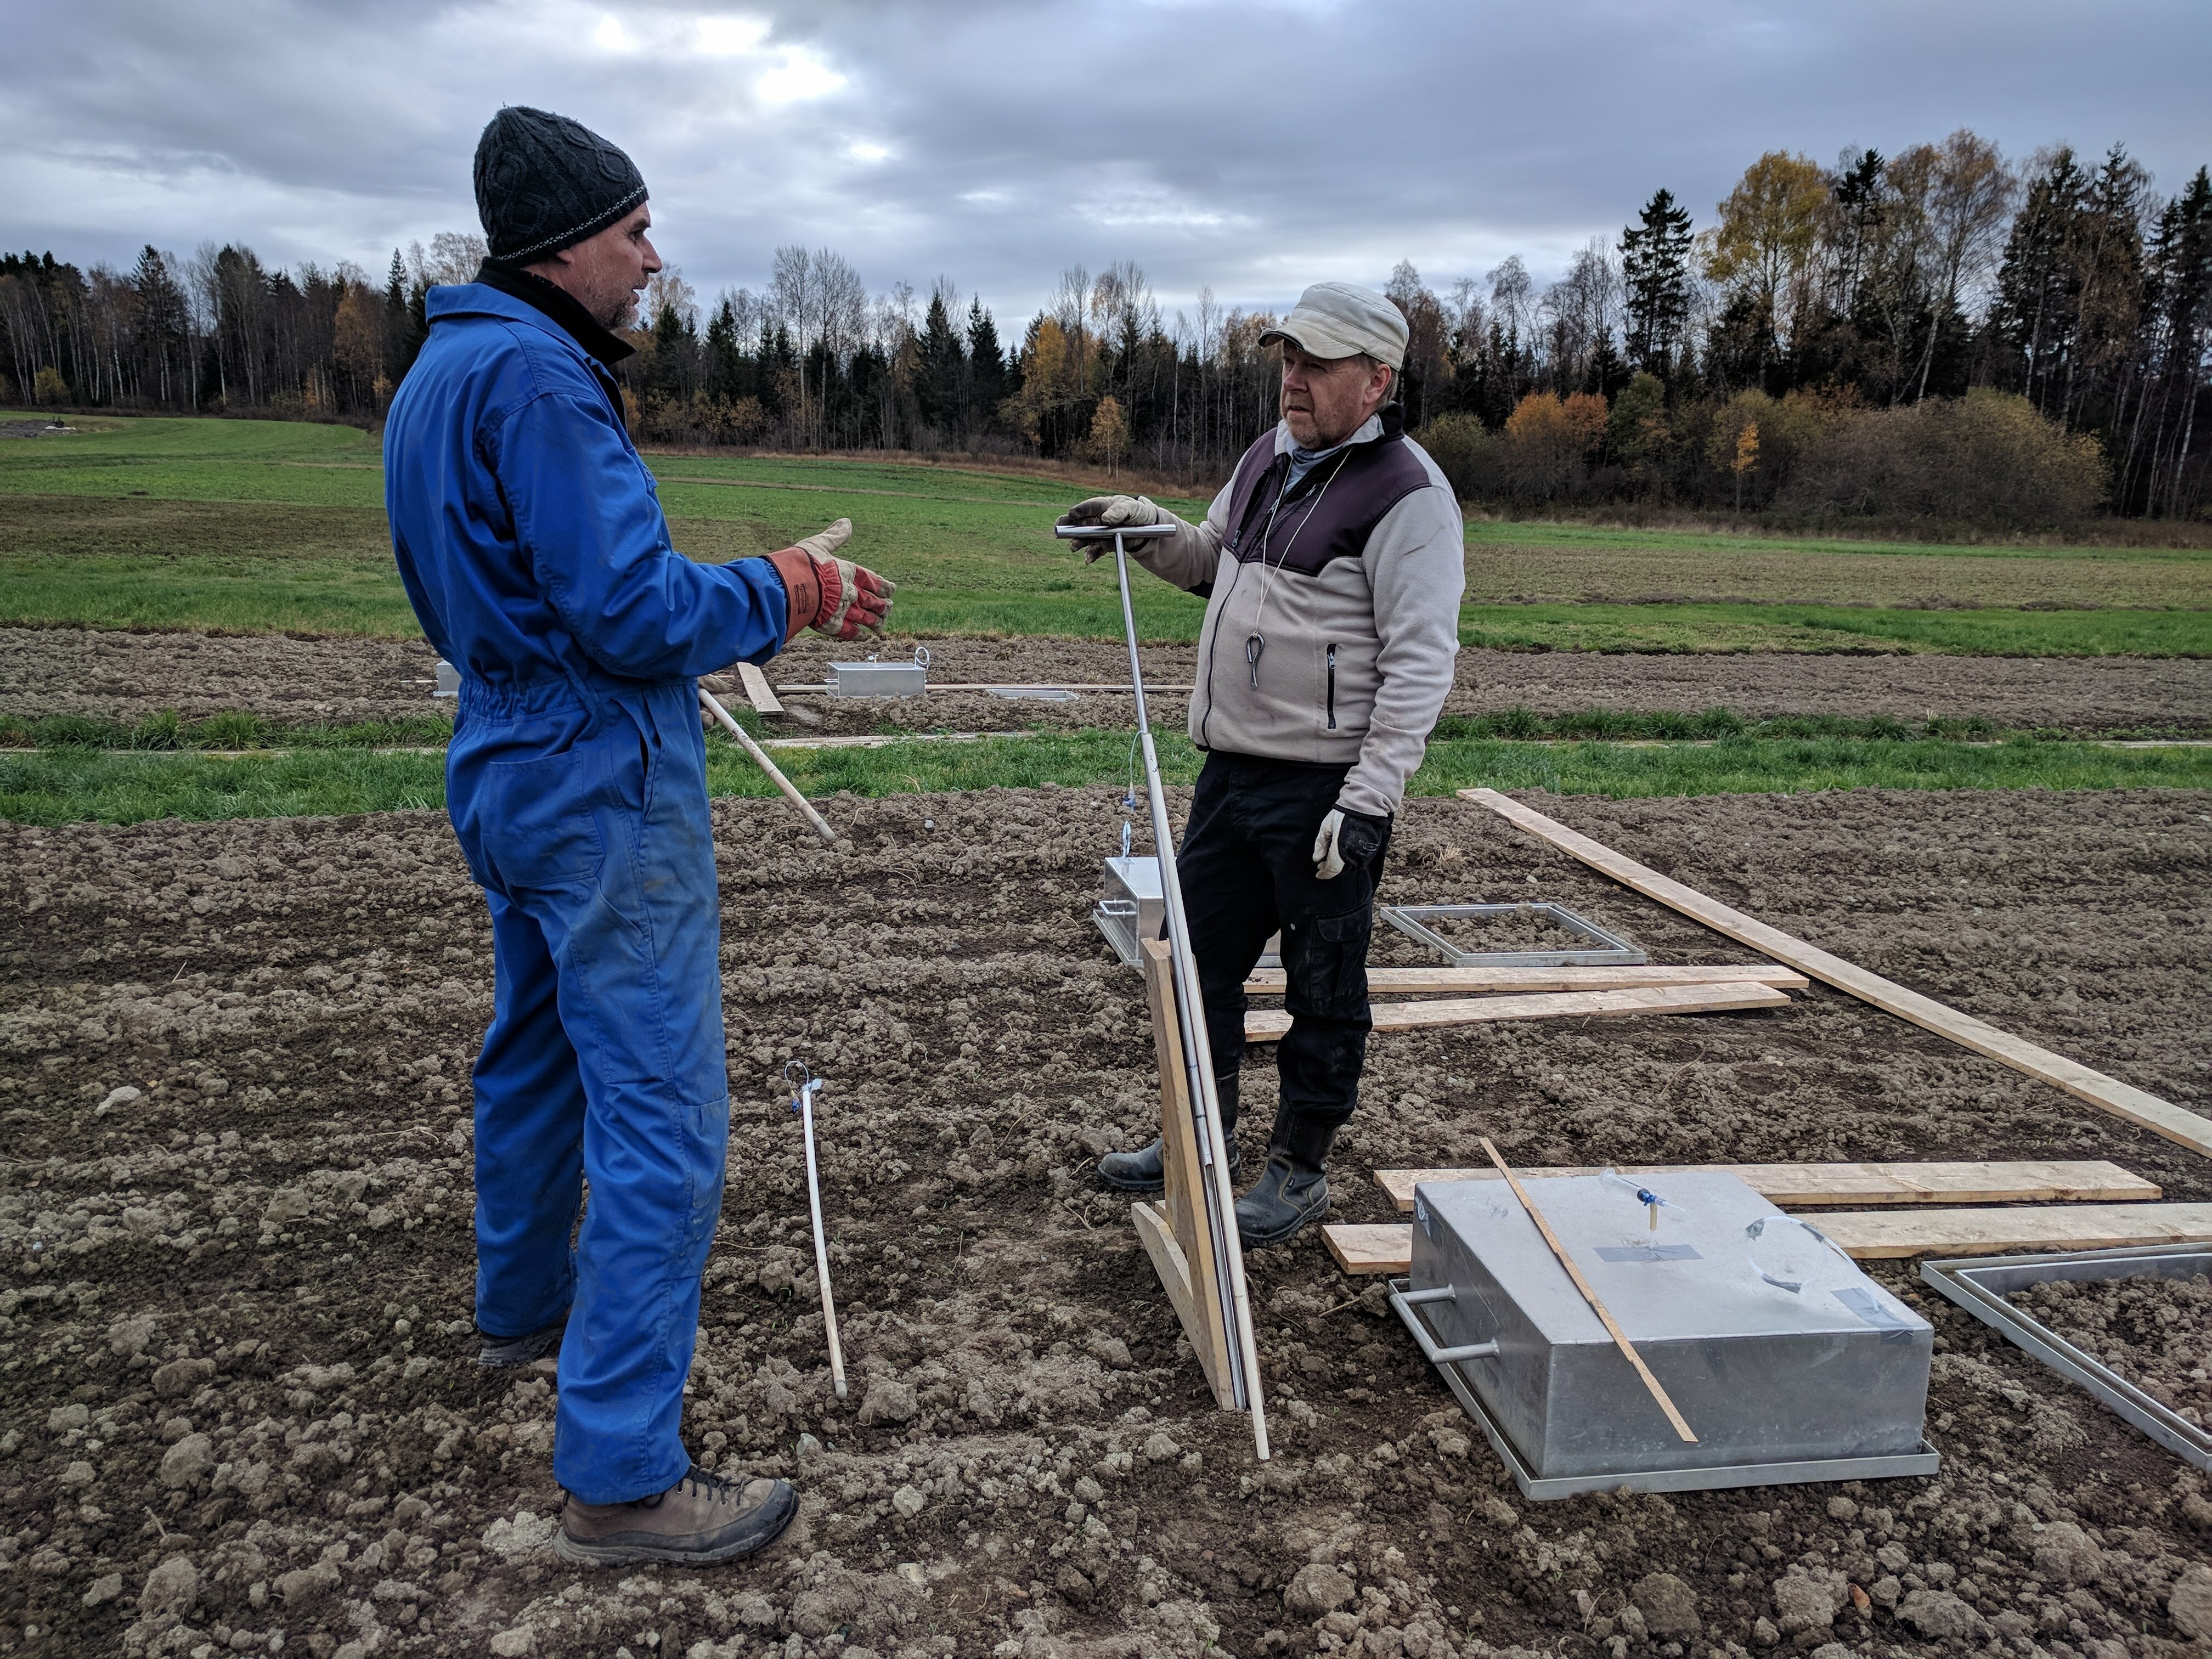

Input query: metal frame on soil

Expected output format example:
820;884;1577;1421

1379;902;1647;969
1387;1279;1940;1498
1920;1243;2212;1472
1054;520;1269;1461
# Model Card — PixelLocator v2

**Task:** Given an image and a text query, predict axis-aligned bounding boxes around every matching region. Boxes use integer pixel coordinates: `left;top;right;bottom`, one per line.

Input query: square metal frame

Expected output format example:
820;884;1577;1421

1389;1278;1939;1498
1379;901;1648;968
1919;1243;2212;1471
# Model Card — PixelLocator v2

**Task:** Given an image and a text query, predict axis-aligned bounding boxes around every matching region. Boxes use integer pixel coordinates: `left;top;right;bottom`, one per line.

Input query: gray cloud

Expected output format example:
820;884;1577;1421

6;0;2207;325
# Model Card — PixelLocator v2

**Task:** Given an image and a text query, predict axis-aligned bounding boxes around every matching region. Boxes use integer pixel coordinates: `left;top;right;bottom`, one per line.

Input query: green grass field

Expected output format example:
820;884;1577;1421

5;729;2206;827
5;413;2207;654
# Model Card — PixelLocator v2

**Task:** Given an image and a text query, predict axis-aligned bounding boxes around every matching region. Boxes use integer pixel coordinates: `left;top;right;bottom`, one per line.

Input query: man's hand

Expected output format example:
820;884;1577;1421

1312;806;1391;880
1058;495;1164;562
764;519;896;642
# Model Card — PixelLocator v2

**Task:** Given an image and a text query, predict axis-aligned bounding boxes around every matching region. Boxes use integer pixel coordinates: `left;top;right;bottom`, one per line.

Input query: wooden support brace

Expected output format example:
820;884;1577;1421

1244;964;1808;996
1244;980;1787;1042
1135;939;1237;1409
1373;1159;2161;1212
1458;787;2212;1160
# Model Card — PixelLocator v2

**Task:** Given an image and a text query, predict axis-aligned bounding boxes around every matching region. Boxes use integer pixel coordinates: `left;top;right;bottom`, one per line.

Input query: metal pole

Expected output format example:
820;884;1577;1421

699;686;837;844
1057;521;1269;1460
791;1068;848;1399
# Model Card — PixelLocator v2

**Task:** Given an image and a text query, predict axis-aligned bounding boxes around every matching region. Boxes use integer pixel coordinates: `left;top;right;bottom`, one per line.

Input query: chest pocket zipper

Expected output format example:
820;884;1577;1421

1326;644;1338;731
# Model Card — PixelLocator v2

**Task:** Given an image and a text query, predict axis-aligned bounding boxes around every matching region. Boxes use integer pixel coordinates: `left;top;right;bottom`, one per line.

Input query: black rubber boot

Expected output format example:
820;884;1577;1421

478;1314;567;1369
1235;1114;1340;1248
1096;1074;1240;1193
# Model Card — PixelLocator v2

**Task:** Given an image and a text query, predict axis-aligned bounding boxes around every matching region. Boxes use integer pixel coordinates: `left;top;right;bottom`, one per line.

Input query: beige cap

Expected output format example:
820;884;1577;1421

1260;281;1409;370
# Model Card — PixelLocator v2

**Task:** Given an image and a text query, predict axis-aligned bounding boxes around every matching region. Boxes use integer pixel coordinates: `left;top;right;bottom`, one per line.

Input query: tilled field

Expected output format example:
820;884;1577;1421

3;786;2211;1659
2008;1273;2212;1427
8;628;2211;737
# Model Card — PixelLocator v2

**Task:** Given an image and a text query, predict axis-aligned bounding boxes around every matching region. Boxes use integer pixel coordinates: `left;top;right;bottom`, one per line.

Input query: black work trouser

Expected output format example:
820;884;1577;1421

1176;751;1389;1141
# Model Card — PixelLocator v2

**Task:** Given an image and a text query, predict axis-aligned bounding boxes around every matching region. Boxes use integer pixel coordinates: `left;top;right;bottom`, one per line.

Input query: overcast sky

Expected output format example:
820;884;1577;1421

7;0;2209;328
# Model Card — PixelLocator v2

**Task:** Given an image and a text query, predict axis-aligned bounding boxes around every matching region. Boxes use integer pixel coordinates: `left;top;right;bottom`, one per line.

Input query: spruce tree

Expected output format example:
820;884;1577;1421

1620;189;1694;377
915;291;965;433
966;298;1007;431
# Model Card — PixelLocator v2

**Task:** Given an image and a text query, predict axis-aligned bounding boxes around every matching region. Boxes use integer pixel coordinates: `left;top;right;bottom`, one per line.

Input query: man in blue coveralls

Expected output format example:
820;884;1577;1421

383;106;894;1567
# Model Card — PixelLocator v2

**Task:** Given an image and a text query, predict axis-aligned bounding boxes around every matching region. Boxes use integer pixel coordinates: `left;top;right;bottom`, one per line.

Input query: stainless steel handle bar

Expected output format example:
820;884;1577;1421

1054;520;1269;1460
1390;1283;1502;1367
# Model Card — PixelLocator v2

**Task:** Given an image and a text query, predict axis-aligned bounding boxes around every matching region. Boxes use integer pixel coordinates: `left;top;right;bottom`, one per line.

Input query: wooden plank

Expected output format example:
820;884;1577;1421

1140;939;1236;1409
736;661;783;715
1244;963;1807;996
1814;1203;2212;1259
1325;1202;2212;1275
1374;1159;2162;1213
1459;787;2212;1161
1323;1223;1414;1276
1244;980;1787;1042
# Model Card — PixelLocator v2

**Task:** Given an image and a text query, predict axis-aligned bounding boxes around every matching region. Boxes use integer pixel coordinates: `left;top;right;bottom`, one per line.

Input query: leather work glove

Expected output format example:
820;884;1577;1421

1313;806;1391;880
1058;494;1164;562
764;519;896;642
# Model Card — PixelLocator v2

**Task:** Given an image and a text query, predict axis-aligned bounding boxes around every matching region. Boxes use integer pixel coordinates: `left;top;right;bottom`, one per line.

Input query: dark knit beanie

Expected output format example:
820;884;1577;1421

473;106;648;263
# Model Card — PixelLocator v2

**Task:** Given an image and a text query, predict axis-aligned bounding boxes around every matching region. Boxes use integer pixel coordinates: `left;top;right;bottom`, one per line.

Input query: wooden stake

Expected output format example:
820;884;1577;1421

1479;1137;1698;1444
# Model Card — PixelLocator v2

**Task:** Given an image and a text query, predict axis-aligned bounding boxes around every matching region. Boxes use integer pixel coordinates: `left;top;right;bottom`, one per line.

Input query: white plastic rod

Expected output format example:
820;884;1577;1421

796;1076;848;1399
698;686;836;843
1056;520;1269;1461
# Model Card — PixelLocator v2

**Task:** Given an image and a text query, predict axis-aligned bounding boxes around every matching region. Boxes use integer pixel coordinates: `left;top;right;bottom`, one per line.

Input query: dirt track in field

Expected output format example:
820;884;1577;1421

8;627;2212;737
4;786;2210;1657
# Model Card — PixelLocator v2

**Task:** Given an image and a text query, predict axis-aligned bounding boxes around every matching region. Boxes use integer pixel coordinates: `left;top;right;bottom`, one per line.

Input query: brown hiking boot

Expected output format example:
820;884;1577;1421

555;1465;798;1566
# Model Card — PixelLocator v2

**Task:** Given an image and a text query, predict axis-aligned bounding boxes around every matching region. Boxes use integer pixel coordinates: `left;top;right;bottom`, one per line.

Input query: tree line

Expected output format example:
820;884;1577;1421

3;128;2205;524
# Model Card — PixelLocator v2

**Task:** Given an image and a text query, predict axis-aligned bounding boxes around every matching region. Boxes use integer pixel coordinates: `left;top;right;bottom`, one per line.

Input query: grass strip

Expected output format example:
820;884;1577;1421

1458;602;2211;657
0;710;455;751
7;732;2207;826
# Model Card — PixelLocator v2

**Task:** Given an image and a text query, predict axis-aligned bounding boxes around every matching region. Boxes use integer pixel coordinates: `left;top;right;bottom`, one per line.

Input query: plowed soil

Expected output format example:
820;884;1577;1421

2010;1273;2212;1427
4;787;2211;1659
8;627;2211;737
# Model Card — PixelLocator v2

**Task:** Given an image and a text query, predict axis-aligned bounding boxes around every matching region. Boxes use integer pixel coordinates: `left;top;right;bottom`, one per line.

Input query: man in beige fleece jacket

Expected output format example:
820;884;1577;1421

1060;281;1465;1246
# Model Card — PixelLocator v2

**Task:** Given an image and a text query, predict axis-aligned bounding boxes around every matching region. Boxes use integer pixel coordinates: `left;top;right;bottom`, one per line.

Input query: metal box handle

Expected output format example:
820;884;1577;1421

1390;1284;1501;1366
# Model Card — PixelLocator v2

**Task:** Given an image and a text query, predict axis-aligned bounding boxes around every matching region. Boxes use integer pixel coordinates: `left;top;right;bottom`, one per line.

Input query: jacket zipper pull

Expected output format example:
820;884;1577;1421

1327;644;1338;730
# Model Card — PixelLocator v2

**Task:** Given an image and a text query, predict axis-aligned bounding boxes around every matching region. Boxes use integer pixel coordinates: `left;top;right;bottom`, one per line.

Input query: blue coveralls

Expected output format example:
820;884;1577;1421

383;282;790;1504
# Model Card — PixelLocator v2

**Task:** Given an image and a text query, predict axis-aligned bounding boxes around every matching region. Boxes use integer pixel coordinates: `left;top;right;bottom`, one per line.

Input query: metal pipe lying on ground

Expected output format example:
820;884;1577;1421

698;686;836;843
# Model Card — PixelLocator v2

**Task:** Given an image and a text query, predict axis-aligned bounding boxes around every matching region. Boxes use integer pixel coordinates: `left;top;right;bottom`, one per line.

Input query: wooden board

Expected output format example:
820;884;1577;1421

1243;964;1808;996
1324;1224;1419;1276
1374;1160;2162;1212
736;662;783;715
1815;1203;2212;1258
1244;980;1787;1041
1324;1202;2212;1274
1459;787;2212;1161
1139;939;1237;1409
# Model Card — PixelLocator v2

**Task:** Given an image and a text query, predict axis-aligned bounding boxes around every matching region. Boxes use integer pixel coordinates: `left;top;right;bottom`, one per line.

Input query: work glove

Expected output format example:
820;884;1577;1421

1058;494;1165;562
763;519;896;642
1313;805;1391;880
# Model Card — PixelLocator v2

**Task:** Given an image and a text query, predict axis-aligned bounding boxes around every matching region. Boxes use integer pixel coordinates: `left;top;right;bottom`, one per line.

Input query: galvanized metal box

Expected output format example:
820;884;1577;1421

1093;856;1278;970
827;660;927;698
1407;1170;1934;1491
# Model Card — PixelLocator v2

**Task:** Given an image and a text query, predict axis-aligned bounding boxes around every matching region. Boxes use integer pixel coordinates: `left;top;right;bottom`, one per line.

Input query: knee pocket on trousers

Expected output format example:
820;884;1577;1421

1291;907;1371;1018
